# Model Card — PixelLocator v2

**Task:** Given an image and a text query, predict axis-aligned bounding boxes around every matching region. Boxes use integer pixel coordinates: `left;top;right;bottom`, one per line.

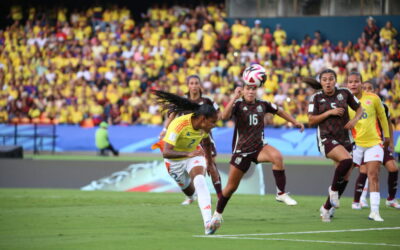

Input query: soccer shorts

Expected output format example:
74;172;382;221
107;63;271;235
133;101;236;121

318;138;352;157
164;156;207;189
230;146;263;173
383;146;395;165
353;144;384;166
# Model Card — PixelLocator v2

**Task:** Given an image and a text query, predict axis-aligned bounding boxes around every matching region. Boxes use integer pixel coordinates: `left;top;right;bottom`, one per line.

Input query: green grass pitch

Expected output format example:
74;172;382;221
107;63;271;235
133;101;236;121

0;189;399;250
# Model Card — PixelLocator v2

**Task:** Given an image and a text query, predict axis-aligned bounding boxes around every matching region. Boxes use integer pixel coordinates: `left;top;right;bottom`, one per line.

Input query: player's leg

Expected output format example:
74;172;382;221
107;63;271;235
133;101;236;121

364;145;384;221
325;144;353;208
352;164;368;210
384;159;399;208
256;144;297;205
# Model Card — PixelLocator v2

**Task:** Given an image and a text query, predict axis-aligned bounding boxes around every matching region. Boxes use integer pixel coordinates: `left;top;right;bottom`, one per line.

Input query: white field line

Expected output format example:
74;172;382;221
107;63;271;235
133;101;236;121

202;236;400;248
194;227;400;238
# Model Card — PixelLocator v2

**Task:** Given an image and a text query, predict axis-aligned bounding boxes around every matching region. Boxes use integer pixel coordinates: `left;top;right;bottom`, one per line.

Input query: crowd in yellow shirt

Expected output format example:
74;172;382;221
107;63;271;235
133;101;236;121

0;4;399;129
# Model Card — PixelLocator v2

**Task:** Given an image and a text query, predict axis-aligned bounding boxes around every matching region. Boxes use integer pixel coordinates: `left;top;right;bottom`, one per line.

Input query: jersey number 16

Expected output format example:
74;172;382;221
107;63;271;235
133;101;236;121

249;114;258;126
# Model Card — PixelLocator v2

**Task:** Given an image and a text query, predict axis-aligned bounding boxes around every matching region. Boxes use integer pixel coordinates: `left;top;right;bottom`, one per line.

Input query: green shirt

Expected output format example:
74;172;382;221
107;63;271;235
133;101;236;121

95;128;110;149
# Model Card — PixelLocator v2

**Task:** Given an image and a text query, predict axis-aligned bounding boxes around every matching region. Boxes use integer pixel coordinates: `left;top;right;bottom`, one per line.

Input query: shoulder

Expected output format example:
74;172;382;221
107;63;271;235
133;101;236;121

337;87;352;94
310;90;323;102
170;114;191;131
233;98;243;105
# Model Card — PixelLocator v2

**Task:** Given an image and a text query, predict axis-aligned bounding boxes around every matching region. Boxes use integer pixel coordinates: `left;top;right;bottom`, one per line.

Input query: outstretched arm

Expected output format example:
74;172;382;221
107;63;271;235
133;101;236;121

221;87;242;120
277;109;304;132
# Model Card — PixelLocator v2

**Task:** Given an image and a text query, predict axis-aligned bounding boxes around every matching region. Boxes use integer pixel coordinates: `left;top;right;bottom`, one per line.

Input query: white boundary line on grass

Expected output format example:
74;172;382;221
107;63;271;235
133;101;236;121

194;226;400;238
206;236;400;248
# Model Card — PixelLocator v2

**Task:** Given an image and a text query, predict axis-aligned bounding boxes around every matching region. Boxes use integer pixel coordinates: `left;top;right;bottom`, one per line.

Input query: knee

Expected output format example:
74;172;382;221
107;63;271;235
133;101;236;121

271;153;283;167
224;183;238;196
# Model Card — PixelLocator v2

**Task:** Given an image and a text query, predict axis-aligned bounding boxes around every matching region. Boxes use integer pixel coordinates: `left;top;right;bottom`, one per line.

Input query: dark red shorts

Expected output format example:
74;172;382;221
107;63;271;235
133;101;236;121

383;146;395;165
318;138;353;157
230;147;263;173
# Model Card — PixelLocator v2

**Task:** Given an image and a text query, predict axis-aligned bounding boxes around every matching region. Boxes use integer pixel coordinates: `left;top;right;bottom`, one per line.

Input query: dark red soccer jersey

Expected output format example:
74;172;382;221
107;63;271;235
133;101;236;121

308;87;360;144
231;98;278;154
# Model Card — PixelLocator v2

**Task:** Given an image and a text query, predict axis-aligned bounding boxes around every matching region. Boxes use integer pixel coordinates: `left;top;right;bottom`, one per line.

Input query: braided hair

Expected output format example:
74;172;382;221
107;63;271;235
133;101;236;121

152;90;217;118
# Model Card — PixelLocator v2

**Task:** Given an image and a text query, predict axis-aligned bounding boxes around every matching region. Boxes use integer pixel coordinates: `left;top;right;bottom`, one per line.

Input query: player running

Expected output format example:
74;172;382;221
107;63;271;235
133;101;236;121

210;65;304;232
152;90;220;235
349;81;399;213
158;75;222;205
306;69;363;222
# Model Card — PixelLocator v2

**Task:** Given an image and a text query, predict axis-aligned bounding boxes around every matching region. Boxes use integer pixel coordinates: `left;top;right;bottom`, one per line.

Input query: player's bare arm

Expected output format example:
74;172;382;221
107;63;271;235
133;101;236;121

159;112;177;139
221;87;242;120
344;105;363;130
162;142;204;159
276;109;304;132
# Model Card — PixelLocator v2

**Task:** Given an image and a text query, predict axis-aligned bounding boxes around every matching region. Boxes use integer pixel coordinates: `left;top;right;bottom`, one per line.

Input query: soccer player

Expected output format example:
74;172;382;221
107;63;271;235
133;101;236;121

306;69;363;222
152;90;220;235
158;75;222;204
351;81;399;211
346;72;390;221
209;82;304;232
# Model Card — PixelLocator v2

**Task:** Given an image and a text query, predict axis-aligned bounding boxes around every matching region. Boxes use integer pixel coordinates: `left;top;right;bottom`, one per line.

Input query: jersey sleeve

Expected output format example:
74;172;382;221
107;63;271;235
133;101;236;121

346;89;360;111
163;120;180;146
231;100;240;119
308;93;318;115
374;96;389;138
264;101;278;114
383;103;390;119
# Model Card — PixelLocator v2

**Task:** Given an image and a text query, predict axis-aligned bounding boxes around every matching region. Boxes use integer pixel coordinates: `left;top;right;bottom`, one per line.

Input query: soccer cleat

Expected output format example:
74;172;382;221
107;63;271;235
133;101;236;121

204;221;216;235
386;199;400;209
320;205;331;222
329;186;340;208
352;202;362;210
368;211;384;222
276;192;298;206
209;211;223;233
181;194;197;206
360;199;369;208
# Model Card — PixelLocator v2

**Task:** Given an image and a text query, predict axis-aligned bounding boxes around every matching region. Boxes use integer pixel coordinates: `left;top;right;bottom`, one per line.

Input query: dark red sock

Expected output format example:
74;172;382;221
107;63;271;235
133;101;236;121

213;178;223;199
338;180;348;197
331;159;353;191
354;173;367;202
388;171;398;200
216;195;231;214
323;196;332;210
273;170;286;194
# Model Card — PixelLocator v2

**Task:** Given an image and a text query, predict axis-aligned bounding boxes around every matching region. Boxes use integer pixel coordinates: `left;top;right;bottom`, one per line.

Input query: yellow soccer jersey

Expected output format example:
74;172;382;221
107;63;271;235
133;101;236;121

163;113;209;158
349;92;389;147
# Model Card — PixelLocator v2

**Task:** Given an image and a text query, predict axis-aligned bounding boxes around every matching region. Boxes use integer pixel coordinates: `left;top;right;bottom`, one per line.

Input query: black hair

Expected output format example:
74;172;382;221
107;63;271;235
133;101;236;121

302;77;322;90
347;71;363;82
152;90;217;118
319;69;337;81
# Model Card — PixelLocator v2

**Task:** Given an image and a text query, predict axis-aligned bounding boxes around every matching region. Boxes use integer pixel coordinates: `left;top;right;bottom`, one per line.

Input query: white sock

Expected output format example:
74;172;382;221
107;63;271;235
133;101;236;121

370;192;380;213
193;175;212;226
361;179;369;201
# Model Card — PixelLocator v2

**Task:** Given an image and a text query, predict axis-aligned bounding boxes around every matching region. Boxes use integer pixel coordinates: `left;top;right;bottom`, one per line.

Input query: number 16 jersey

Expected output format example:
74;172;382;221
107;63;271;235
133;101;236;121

231;98;278;154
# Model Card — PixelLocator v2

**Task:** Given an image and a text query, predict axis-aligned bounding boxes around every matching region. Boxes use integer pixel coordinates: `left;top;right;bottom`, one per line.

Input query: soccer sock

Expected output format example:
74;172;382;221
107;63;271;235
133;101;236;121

331;159;353;191
360;179;369;201
273;170;286;195
323;196;332;210
388;171;398;200
354;173;368;202
338;180;348;197
216;195;231;214
370;192;380;213
213;177;223;199
193;175;212;225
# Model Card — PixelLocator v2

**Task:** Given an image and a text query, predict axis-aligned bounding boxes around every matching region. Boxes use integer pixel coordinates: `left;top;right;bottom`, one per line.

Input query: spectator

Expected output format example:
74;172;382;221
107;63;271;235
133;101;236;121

95;121;119;156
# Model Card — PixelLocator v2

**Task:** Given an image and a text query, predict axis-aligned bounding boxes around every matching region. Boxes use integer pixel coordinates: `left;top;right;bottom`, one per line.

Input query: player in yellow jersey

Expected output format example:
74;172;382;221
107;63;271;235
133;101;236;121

347;72;390;221
353;82;400;210
152;90;220;235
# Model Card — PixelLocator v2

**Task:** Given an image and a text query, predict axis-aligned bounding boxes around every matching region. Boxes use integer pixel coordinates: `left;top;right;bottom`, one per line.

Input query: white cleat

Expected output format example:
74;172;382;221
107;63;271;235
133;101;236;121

386;199;400;209
352;202;362;210
204;221;216;235
209;211;223;234
181;194;197;205
368;211;384;222
276;192;298;206
360;199;369;208
329;186;340;208
320;205;331;222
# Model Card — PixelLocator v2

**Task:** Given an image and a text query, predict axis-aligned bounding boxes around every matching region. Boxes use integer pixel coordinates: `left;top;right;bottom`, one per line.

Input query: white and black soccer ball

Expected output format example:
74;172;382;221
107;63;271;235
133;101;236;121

242;64;267;87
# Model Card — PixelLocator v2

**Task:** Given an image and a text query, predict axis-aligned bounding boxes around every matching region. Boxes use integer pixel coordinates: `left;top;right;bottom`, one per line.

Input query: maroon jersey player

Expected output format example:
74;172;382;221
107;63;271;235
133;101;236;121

307;69;363;222
209;82;304;232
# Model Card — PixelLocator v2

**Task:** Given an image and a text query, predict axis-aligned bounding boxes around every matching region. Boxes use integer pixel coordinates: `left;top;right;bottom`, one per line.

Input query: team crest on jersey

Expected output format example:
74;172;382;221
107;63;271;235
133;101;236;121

235;156;242;165
337;94;344;101
243;106;248;111
257;105;263;112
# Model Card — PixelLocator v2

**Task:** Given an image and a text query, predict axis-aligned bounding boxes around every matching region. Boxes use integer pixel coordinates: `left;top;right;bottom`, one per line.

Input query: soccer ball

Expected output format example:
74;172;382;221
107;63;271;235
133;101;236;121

242;64;267;87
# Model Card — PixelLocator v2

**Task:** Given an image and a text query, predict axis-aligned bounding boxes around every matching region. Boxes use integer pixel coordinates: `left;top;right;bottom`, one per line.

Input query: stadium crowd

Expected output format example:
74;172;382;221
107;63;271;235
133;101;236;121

0;3;399;129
